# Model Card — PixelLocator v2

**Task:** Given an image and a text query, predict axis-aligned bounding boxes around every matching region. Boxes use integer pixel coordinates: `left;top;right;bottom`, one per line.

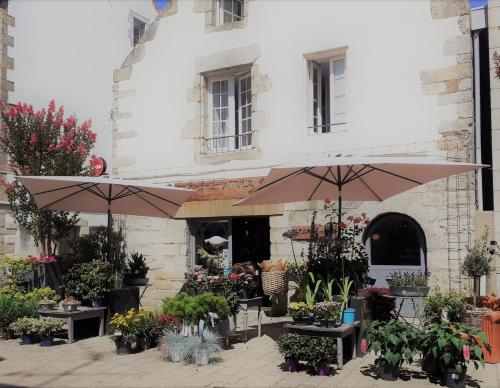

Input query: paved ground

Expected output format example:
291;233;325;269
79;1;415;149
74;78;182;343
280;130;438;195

1;311;500;388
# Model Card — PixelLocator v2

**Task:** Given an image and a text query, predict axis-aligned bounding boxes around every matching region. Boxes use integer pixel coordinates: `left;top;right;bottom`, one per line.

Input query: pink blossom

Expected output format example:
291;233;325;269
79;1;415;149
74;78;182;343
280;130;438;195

361;339;367;353
230;273;239;280
29;255;56;264
29;133;37;145
463;344;470;361
48;100;56;112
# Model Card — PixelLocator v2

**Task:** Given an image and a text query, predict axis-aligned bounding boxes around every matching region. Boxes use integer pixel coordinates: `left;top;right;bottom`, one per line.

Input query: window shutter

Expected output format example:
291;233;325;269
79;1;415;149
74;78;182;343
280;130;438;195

330;58;346;125
309;61;322;133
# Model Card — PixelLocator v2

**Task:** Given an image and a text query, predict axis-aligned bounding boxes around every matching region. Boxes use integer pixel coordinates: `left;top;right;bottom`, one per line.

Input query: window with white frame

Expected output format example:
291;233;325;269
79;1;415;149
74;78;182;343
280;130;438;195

207;73;252;153
213;0;243;26
308;57;346;133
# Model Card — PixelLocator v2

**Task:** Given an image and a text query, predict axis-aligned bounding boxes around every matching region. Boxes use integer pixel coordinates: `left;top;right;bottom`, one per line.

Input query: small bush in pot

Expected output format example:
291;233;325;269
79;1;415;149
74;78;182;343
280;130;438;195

62;261;110;305
124;252;149;286
288;302;312;324
423;289;470;326
366;319;420;381
9;317;38;344
314;301;341;327
386;271;429;297
61;296;80;312
109;308;147;354
275;334;308;372
32;317;63;347
304;337;337;376
0;293;38;336
420;322;489;387
191;331;222;366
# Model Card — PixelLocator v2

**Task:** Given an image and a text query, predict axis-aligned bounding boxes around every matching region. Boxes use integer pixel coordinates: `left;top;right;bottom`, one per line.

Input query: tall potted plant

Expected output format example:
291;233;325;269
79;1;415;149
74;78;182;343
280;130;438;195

366;320;420;381
338;277;355;324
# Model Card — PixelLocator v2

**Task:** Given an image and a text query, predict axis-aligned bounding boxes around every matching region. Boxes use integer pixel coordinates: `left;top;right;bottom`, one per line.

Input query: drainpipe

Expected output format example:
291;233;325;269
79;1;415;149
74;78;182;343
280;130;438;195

473;30;483;212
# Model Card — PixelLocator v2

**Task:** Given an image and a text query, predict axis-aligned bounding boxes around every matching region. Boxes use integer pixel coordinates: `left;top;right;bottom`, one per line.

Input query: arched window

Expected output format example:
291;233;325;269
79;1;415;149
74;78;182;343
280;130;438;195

364;213;426;285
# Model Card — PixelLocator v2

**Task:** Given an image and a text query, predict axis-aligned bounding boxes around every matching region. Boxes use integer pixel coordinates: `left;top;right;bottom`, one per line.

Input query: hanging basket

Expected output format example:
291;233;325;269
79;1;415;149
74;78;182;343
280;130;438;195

261;271;288;296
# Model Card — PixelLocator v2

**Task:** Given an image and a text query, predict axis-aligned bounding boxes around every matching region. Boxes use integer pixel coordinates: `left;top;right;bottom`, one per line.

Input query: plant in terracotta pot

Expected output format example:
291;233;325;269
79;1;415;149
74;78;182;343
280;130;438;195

124;252;149;286
276;333;308;372
32;317;63;347
9;317;38;344
420;322;489;388
366;320;420;381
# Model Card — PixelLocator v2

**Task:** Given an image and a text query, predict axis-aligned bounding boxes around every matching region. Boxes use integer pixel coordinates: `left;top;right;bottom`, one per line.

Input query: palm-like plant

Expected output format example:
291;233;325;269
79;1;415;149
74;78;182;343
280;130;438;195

305;273;321;305
337;276;354;312
321;275;335;302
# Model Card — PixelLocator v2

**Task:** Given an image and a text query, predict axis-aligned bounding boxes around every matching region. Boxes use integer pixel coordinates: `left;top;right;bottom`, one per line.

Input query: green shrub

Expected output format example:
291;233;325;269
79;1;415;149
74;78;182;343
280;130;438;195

0;294;38;333
62;261;110;301
423;288;470;326
276;333;309;359
162;292;229;323
276;334;337;366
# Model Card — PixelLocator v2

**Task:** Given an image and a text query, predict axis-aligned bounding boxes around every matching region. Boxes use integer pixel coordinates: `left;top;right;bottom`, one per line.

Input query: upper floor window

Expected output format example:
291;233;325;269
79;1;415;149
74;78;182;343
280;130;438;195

214;0;243;25
206;72;252;153
133;17;146;46
307;55;347;134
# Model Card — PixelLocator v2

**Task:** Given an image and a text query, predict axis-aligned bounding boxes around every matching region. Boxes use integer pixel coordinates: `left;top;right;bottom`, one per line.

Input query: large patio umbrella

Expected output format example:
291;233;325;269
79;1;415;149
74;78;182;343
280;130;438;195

236;156;485;238
16;175;195;258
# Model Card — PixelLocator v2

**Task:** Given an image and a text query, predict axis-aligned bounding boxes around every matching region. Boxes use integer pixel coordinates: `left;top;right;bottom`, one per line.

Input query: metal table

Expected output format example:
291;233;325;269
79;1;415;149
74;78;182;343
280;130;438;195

38;307;107;344
284;321;360;369
239;297;264;342
382;295;425;326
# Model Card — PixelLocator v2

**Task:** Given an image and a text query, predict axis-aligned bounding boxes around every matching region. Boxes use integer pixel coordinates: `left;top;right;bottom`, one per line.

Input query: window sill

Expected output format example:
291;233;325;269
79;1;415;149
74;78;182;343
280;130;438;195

206;19;247;33
197;147;260;164
307;123;348;136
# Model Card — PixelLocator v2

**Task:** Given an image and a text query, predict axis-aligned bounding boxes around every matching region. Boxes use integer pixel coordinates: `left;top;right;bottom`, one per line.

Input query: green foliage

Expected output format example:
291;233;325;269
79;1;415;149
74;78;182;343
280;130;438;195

304;272;321;305
386;271;429;287
367;320;421;367
127;252;149;278
0;101;96;255
420;322;489;375
338;276;353;311
320;274;335;302
162;292;229;323
8;317;39;337
69;226;127;272
306;210;369;291
62;261;111;301
462;228;495;279
32;317;63;338
423;289;470;326
275;333;311;359
276;334;337;366
0;293;38;332
0;256;33;288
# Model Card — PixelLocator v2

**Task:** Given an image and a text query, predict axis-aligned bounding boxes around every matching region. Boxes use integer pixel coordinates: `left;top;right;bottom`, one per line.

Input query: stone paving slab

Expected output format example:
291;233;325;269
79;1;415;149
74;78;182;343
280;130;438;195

0;311;499;387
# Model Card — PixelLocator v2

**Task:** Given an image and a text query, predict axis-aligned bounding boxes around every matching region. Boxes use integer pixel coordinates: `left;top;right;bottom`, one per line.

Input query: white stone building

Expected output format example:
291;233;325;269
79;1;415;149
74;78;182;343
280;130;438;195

109;0;500;306
0;0;158;255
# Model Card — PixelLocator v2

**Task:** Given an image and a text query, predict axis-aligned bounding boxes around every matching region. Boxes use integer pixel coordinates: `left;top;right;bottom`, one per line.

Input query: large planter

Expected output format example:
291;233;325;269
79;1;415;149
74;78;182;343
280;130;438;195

316;364;329;376
210;315;236;338
21;335;33;345
378;360;400;381
481;311;500;363
284;357;298;372
123;276;149;286
462;308;489;330
261;271;288;296
444;368;466;388
41;337;54;347
389;286;429;297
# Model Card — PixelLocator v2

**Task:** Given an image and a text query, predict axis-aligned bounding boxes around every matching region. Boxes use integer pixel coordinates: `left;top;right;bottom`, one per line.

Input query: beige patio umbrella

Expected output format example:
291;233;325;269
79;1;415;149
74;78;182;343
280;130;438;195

16;175;196;257
236;156;485;237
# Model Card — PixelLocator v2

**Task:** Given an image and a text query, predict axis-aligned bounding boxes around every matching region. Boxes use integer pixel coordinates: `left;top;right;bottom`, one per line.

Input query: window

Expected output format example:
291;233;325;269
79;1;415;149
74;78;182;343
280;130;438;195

214;0;243;25
207;73;252;153
308;57;346;133
133;17;146;46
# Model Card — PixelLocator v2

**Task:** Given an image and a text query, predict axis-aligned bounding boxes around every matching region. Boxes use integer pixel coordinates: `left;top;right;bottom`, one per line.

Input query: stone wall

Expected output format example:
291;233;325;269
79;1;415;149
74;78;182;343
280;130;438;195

0;4;15;265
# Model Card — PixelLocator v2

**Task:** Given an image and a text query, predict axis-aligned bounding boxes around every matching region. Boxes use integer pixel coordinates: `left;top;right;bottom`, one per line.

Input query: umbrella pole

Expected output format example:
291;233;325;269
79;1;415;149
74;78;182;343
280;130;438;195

107;185;112;264
337;185;345;279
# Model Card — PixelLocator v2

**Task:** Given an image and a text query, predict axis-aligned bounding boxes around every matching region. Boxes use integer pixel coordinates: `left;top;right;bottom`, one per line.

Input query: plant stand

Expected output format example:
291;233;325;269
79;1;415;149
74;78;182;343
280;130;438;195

382;295;425;326
239;297;264;342
284;321;360;370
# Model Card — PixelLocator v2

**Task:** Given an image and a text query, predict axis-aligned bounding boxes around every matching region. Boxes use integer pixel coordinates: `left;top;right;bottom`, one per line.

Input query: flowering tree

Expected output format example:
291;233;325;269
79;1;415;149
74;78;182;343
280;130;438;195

0;100;97;256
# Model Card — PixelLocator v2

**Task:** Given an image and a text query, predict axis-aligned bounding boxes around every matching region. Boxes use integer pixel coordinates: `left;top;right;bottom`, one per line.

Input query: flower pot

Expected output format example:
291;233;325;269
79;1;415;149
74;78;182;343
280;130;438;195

195;348;211;366
39;301;57;311
170;350;183;362
389;286;429;297
62;303;79;312
111;276;123;290
316;364;329;376
92;299;103;308
21;335;33;345
41;337;54;347
444;368;466;388
378;360;399;381
115;339;129;355
292;316;310;325
124;277;149;286
422;354;440;376
284;357;298;372
342;308;356;324
211;315;236;337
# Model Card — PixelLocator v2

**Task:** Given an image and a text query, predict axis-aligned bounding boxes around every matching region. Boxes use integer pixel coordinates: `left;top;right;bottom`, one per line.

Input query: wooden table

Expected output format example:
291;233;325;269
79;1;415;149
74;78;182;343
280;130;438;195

38;307;107;344
284;321;360;369
239;297;264;341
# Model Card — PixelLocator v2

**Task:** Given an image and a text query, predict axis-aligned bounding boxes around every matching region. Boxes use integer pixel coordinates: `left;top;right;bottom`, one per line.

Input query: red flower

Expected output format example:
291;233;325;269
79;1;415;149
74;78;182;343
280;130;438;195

463;344;470;361
364;220;370;225
324;197;332;205
339;222;347;230
347;215;354;221
361;338;367;353
29;133;37;145
230;273;239;280
361;212;366;217
29;255;56;264
354;218;360;224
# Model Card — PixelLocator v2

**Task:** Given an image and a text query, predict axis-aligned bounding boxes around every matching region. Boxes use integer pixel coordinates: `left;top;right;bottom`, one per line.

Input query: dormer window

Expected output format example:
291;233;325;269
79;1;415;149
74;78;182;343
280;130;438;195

213;0;243;26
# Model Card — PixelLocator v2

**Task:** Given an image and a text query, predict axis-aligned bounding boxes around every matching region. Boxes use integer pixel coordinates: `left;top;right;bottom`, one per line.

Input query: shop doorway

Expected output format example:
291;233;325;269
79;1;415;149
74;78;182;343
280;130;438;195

232;216;270;266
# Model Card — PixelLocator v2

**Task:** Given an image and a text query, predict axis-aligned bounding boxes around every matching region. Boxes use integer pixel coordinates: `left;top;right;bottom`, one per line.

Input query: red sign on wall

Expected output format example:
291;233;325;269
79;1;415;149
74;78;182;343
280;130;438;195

176;177;265;202
90;156;107;177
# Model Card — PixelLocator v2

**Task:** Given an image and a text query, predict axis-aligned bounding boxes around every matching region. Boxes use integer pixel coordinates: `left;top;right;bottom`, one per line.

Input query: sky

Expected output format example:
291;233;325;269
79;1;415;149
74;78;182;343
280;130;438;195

154;0;169;11
470;0;487;8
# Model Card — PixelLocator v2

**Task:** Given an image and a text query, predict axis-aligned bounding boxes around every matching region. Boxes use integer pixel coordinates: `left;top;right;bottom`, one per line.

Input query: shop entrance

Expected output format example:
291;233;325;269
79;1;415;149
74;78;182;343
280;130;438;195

232;217;270;266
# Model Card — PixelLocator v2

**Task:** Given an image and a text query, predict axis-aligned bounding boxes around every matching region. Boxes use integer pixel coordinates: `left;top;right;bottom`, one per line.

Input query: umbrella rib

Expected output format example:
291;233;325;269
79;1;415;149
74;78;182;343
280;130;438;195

369;165;423;185
307;167;330;201
92;184;108;199
342;166;376;185
303;170;338;186
350;169;383;201
340;165;354;185
248;168;309;194
39;183;102;210
133;192;174;218
31;182;93;197
128;186;182;207
111;186;135;201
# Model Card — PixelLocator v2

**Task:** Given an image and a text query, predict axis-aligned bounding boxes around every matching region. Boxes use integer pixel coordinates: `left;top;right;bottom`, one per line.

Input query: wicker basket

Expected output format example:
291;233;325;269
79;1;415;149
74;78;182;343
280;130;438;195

261;271;288;296
462;308;489;330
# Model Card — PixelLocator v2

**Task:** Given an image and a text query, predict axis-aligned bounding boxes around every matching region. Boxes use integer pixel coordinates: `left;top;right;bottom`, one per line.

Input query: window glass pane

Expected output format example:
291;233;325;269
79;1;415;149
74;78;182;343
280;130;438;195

222;0;232;12
333;59;345;77
334;96;346;115
370;217;422;266
221;93;228;107
234;0;242;18
213;108;220;121
223;11;232;24
221;80;228;93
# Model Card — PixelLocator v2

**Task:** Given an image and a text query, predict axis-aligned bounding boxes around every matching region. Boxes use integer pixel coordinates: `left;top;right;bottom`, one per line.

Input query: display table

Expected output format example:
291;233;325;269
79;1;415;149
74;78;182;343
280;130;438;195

284;321;360;369
239;297;264;341
38;307;107;344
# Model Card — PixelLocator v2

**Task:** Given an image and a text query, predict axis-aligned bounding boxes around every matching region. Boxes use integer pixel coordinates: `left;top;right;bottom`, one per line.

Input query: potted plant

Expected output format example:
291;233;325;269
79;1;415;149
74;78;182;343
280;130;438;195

305;336;337;376
33;317;63;347
192;331;222;366
159;331;197;362
9;317;37;345
366;320;420;381
124;252;149;286
386;271;430;297
38;297;57;311
314;301;341;327
109;308;147;354
338;277;355;324
288;302;312;325
420;322;489;388
276;334;308;372
62;261;110;307
61;296;80;312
